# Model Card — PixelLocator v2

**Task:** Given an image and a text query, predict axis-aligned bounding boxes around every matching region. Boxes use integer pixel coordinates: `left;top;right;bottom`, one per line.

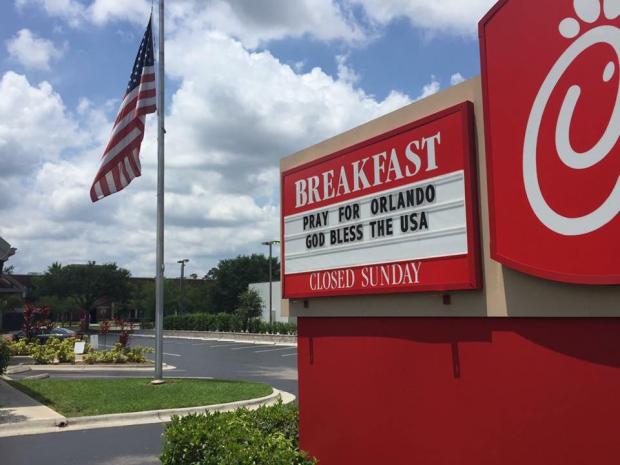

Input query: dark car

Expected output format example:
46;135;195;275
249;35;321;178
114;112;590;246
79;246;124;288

13;327;81;342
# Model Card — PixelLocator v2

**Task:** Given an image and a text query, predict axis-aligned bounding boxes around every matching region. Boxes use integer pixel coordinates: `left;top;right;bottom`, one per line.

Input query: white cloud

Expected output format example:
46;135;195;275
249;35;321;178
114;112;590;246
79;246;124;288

177;0;365;48
450;72;466;86
17;0;498;46
161;30;413;203
0;71;84;177
88;0;152;26
15;0;87;27
6;29;65;70
417;76;441;100
15;0;151;27
336;54;360;85
16;0;365;47
347;0;496;36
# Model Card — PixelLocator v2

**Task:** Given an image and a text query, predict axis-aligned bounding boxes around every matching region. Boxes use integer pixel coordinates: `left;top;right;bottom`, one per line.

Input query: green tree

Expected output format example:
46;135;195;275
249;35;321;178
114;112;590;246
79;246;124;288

205;254;279;313
36;262;131;327
235;288;263;330
37;295;76;323
183;278;213;314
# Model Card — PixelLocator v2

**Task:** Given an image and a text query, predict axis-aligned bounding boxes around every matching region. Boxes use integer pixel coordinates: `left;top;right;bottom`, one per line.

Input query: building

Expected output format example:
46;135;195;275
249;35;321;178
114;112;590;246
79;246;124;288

248;281;294;324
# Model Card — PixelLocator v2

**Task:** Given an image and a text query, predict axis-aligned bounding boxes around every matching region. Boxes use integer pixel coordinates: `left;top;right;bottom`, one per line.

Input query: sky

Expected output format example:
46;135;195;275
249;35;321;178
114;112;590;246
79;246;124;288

0;0;495;278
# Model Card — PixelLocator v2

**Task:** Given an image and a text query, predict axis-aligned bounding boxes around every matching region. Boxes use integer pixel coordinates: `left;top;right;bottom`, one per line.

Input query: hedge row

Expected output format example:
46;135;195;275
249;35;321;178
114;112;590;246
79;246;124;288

163;313;297;335
161;402;315;465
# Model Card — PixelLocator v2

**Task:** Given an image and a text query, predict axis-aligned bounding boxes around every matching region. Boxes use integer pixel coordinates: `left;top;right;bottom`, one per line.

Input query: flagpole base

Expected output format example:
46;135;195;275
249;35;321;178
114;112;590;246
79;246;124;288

151;379;166;385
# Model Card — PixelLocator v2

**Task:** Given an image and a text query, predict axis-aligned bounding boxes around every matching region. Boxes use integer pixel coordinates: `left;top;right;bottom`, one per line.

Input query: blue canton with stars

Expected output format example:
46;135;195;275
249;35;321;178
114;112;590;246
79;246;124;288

126;17;155;95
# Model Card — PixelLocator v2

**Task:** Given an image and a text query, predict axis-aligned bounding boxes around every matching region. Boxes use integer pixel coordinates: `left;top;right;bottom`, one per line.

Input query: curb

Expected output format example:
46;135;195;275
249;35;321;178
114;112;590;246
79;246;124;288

6;364;31;375
24;373;50;380
0;413;68;434
23;363;176;372
0;414;67;432
67;388;284;427
0;387;295;437
132;330;297;346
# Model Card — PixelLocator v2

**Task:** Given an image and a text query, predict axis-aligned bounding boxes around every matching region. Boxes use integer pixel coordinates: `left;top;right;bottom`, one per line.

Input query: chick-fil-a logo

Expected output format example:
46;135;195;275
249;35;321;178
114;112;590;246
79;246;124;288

481;0;620;283
524;0;620;236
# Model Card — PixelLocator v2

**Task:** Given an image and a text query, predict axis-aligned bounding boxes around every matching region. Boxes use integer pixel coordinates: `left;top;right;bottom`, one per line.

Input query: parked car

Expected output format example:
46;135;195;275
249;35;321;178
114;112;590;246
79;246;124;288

12;327;82;342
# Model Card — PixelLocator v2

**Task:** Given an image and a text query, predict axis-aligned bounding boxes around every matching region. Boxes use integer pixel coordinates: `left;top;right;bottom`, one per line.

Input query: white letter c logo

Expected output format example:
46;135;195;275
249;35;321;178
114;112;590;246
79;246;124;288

523;25;620;236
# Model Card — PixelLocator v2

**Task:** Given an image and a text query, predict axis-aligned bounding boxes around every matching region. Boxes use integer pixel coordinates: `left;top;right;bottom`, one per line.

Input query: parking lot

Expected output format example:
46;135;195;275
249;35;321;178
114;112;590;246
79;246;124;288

1;334;299;465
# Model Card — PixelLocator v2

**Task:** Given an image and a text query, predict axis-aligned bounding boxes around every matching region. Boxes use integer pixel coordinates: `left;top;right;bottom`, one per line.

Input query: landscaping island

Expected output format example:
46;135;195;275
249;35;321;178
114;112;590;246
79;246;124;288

8;378;273;417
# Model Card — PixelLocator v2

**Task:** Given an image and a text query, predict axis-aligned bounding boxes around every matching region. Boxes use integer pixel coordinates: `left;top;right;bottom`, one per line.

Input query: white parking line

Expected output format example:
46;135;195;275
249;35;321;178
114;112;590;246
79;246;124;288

281;353;297;357
231;345;262;350
163;352;182;357
254;347;297;353
204;344;250;349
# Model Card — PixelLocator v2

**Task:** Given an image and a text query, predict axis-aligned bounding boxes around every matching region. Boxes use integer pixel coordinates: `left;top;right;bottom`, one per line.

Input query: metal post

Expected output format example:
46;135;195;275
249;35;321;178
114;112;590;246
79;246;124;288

177;259;189;315
179;263;183;315
268;242;272;325
262;240;280;324
153;0;165;385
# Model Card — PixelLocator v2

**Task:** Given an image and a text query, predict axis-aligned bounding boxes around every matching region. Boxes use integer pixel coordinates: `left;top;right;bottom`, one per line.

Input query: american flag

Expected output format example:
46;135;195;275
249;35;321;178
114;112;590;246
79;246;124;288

90;17;156;202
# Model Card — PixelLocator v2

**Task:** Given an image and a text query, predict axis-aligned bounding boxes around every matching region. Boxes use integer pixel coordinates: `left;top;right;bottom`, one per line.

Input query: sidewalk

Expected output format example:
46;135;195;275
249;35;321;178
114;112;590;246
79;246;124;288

0;378;67;433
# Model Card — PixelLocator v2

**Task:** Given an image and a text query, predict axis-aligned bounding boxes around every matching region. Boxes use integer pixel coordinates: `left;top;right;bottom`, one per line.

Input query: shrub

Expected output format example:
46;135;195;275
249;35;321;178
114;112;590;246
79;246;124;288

163;313;297;335
83;351;99;364
249;402;300;444
235;289;263;331
5;336;146;365
57;338;76;363
83;344;152;364
0;339;10;375
27;337;73;364
7;338;34;356
125;345;153;363
214;313;231;332
160;402;314;465
30;341;57;364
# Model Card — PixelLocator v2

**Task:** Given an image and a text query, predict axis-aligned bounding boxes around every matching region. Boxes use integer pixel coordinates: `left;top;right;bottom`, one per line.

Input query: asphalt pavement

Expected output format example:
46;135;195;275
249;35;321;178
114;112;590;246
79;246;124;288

0;334;298;465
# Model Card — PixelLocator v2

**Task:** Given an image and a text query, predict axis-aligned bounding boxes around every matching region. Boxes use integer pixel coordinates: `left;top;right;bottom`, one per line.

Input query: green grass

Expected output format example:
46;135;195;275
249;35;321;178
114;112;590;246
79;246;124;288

9;378;273;417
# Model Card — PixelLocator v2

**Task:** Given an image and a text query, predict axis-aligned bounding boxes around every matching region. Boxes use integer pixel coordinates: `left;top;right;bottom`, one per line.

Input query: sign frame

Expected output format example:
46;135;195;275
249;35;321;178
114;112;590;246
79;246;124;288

281;102;481;299
479;0;620;285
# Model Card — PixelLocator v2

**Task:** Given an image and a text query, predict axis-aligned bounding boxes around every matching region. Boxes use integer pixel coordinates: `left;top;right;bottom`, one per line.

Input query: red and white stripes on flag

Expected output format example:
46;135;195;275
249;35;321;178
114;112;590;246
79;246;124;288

90;17;156;202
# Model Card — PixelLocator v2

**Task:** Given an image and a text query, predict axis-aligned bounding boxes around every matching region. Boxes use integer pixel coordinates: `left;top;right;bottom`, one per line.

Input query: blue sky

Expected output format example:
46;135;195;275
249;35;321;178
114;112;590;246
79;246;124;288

0;0;495;277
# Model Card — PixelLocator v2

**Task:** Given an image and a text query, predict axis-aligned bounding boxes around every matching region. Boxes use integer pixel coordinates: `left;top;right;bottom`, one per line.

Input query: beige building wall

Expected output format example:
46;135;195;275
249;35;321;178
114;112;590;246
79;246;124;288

281;77;620;318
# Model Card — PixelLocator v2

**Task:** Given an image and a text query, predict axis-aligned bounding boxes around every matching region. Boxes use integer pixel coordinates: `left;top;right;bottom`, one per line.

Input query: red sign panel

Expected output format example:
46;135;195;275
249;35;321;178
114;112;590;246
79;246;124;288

281;103;481;299
480;0;620;284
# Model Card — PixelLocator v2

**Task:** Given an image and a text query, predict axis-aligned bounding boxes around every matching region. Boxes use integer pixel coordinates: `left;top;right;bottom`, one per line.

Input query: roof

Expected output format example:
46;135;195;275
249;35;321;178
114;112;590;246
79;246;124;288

0;274;26;295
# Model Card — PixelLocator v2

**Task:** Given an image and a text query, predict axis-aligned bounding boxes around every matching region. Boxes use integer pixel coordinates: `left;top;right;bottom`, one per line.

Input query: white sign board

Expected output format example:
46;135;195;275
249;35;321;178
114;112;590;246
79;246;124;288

74;341;86;355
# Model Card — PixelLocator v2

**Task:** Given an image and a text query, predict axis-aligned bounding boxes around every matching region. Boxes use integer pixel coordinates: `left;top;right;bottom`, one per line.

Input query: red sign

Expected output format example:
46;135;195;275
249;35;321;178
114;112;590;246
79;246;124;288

281;103;481;299
480;0;620;284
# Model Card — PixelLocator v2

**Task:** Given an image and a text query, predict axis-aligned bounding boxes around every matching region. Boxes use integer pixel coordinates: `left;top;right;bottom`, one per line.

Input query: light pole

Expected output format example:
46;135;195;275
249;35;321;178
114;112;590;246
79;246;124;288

261;240;280;325
177;259;189;316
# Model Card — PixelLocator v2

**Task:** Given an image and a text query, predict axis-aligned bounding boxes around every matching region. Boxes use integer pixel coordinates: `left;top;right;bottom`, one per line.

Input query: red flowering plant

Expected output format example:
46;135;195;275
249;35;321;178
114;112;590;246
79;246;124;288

79;312;88;333
22;304;53;340
115;318;134;347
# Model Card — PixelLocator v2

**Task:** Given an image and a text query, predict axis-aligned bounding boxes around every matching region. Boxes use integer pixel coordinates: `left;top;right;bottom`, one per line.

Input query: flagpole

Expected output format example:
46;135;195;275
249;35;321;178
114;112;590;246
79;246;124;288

153;0;165;384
